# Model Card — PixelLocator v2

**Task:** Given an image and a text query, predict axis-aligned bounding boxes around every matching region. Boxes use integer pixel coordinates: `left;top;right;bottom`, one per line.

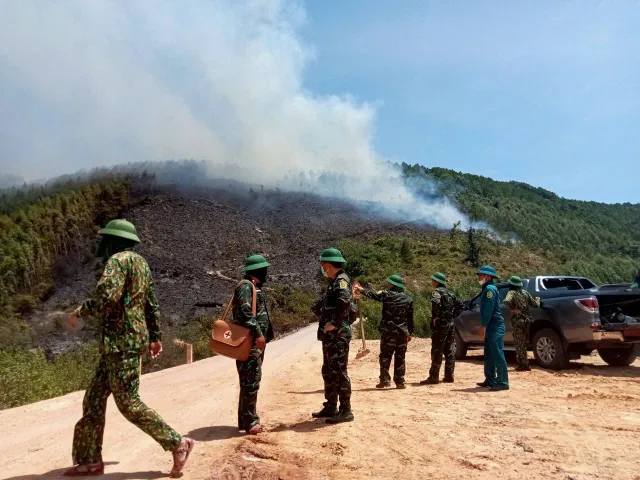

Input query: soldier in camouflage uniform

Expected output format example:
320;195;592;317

503;276;540;371
311;248;357;424
232;254;275;435
356;274;413;389
64;219;194;478
421;272;458;385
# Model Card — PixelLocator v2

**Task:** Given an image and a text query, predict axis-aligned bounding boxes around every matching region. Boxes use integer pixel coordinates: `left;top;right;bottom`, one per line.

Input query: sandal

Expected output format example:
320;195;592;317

63;463;105;477
247;424;265;435
170;437;195;478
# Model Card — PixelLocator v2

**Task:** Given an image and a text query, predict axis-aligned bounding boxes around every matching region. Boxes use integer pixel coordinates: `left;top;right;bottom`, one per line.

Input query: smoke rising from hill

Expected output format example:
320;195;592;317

0;0;468;229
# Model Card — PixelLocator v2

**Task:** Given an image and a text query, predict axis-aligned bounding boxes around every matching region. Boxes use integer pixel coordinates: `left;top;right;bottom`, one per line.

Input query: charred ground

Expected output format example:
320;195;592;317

32;184;436;354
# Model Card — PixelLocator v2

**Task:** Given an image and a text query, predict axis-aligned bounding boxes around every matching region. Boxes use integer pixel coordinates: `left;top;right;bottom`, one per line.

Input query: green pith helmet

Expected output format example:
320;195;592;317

476;265;499;278
386;274;406;290
99;219;141;243
319;248;347;264
431;272;447;286
242;254;271;272
508;276;523;287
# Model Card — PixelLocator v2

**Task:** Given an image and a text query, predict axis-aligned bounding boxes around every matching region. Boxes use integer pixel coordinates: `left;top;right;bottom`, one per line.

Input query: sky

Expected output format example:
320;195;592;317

1;1;639;205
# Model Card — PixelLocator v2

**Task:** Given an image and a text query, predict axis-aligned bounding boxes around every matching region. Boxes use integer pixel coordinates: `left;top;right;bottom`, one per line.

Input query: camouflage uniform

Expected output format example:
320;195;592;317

72;251;181;465
232;279;274;432
313;271;355;413
361;289;414;386
428;287;458;381
504;288;540;370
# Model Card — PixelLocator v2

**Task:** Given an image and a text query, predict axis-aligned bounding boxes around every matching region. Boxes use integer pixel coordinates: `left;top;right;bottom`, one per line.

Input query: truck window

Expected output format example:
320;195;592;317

498;287;510;302
541;278;590;291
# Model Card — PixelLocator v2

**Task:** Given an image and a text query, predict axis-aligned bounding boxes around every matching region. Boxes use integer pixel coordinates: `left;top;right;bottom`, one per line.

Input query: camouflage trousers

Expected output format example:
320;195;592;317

236;346;264;432
72;351;181;465
321;334;351;411
379;333;408;385
429;322;456;381
512;320;531;369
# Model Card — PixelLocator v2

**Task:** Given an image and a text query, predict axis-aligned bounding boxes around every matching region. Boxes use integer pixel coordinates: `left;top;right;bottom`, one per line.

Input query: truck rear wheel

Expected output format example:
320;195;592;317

454;329;467;360
597;346;637;366
533;328;568;370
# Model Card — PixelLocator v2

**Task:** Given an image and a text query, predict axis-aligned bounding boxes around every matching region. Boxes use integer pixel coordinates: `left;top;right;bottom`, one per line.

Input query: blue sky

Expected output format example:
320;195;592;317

1;1;638;205
301;1;640;203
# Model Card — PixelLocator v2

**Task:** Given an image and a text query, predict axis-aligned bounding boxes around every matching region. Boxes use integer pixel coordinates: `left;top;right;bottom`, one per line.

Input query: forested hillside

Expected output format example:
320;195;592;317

1;161;638;408
403;164;640;283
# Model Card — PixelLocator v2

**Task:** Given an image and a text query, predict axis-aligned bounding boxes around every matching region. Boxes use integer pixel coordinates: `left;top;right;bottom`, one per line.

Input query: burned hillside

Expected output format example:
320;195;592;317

35;184;436;341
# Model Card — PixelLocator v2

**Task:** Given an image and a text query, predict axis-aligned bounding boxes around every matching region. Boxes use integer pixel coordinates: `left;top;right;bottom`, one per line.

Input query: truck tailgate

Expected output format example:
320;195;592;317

601;320;640;341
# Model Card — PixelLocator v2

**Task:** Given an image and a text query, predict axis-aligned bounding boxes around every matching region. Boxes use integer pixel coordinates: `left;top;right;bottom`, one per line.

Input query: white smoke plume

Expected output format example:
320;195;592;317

0;0;469;229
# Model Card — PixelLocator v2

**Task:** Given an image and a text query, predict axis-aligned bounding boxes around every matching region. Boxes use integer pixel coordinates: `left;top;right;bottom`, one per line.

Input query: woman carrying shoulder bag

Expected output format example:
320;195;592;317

232;254;275;435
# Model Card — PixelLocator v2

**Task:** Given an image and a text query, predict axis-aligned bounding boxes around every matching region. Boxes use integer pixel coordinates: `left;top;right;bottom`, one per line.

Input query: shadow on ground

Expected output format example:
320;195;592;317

5;462;167;480
287;389;324;395
187;425;243;442
269;419;336;434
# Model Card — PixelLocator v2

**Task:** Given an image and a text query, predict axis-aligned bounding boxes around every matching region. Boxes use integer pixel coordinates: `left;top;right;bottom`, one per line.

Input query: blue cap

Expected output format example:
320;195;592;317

476;265;498;278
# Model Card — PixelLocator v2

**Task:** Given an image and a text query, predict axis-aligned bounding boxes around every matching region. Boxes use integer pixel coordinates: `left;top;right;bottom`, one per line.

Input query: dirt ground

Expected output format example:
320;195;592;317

3;326;640;480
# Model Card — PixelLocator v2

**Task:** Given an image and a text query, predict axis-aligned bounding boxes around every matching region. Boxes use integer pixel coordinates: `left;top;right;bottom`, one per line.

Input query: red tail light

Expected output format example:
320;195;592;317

575;298;599;314
590;322;601;330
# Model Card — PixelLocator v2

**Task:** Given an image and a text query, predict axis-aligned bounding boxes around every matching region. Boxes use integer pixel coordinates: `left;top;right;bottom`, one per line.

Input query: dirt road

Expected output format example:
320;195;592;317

2;325;640;480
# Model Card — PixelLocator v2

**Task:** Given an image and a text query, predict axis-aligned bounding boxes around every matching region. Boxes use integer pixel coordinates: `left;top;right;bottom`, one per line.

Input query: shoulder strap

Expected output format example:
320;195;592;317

221;292;234;320
239;279;257;316
251;282;257;317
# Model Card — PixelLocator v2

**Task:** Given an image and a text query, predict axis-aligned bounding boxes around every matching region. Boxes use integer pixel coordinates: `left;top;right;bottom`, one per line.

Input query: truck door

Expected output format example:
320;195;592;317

498;286;513;345
457;296;483;343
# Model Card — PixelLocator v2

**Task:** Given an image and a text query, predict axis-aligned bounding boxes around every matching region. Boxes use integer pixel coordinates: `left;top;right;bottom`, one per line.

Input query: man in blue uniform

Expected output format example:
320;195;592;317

475;265;509;391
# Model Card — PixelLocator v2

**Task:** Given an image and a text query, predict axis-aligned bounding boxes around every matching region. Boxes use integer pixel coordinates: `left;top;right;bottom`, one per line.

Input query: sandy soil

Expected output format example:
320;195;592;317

2;325;640;480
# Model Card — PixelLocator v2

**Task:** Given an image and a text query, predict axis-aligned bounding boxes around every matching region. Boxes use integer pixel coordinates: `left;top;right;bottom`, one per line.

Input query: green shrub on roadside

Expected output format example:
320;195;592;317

0;343;99;410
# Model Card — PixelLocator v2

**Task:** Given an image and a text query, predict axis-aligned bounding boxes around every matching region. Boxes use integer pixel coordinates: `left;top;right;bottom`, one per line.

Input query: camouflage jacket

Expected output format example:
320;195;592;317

76;251;161;354
312;271;355;341
430;286;457;326
504;288;540;323
232;279;274;343
362;289;414;337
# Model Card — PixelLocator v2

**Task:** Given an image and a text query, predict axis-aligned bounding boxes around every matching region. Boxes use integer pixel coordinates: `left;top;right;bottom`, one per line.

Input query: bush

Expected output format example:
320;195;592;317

0;343;99;409
268;283;316;335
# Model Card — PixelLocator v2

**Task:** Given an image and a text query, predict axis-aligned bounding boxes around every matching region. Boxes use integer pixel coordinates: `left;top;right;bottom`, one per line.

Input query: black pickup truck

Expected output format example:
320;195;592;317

454;276;640;370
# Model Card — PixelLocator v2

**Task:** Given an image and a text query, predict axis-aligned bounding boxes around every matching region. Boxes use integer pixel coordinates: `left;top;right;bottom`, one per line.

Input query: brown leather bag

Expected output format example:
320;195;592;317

208;281;255;361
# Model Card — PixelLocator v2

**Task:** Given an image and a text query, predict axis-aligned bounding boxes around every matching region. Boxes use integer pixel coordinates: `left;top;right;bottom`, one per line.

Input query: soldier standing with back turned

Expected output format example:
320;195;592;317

421;272;458;385
355;274;414;389
503;276;540;371
311;248;357;424
64;219;194;478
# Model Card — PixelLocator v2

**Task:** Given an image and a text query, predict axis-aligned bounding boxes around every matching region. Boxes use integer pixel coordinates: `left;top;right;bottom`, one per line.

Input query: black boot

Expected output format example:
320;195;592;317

420;377;439;385
326;408;355;424
442;376;454;383
395;382;406;389
376;381;391;389
312;404;339;418
476;381;490;387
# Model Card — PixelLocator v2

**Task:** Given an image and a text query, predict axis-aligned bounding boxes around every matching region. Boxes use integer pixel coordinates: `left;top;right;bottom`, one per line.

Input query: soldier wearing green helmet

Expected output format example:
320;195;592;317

421;272;460;385
311;248;357;424
232;254;275;435
503;276;540;371
355;274;414;389
65;219;194;478
476;265;509;391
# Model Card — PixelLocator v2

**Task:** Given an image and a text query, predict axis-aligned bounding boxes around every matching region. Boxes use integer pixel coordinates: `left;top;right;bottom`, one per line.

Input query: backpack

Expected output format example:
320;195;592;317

440;289;460;319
